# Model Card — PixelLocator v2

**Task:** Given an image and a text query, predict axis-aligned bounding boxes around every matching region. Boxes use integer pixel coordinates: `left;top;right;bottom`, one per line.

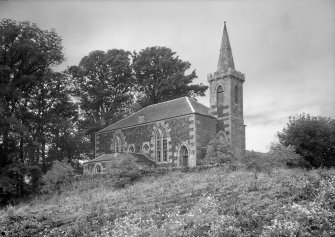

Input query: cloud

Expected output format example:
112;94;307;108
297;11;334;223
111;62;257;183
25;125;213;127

1;0;334;153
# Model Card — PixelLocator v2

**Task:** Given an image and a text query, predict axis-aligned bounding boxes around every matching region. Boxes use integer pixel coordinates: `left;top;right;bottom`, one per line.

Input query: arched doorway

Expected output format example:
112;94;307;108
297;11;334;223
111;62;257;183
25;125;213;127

179;145;188;167
94;163;102;175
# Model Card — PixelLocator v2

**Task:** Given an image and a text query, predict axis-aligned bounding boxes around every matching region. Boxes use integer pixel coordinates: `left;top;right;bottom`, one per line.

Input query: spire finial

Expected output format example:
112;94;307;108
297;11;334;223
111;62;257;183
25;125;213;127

217;22;235;72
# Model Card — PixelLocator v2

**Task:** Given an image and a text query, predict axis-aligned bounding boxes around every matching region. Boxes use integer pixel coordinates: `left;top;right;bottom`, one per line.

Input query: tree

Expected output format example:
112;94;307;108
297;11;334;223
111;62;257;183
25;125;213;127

28;69;79;170
0;19;64;204
278;114;335;167
67;49;134;146
0;18;64;166
132;46;208;106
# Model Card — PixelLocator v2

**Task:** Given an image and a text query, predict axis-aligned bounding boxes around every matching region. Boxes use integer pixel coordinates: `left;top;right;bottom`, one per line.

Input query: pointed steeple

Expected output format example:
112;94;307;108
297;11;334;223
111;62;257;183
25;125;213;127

217;21;235;72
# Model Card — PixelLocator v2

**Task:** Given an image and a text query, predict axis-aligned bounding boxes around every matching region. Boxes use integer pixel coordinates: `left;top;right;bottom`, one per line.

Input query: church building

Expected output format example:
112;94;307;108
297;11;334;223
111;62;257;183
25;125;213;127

84;23;245;175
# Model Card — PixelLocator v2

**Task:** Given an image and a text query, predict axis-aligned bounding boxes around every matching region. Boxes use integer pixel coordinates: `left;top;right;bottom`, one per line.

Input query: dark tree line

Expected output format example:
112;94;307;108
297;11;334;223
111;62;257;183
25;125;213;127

0;19;207;204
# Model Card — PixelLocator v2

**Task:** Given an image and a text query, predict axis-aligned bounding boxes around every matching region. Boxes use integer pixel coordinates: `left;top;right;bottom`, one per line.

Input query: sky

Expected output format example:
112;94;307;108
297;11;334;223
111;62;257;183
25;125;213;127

1;0;334;152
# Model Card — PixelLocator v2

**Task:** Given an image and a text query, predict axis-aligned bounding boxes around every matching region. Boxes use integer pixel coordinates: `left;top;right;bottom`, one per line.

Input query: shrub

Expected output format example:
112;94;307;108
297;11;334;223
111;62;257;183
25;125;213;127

243;151;266;172
278;114;335;167
107;156;141;179
203;136;234;165
41;159;74;193
243;146;310;173
268;143;311;168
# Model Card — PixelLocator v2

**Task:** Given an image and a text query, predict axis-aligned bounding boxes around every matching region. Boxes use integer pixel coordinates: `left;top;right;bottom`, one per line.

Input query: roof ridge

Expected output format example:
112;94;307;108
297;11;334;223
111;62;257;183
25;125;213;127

98;96;215;133
105;97;187;131
100;97;186;132
146;97;187;107
186;97;195;113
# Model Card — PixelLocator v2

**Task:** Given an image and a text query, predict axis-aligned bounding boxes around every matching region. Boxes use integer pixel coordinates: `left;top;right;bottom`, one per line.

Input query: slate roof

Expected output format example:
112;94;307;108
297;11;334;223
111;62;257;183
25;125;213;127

83;153;156;165
99;97;214;132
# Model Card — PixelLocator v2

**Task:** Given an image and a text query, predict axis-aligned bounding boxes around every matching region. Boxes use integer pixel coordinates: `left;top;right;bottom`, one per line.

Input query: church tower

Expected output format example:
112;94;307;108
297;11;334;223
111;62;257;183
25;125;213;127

207;22;246;157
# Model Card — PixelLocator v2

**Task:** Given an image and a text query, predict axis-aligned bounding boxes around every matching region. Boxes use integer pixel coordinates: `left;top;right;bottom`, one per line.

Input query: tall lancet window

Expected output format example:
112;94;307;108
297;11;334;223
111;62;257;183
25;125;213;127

217;85;224;106
234;85;239;104
156;126;168;163
114;136;123;153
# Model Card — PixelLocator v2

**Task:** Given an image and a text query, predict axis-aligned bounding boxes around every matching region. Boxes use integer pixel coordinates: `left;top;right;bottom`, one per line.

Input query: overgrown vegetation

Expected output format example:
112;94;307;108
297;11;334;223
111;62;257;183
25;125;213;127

278;114;335;167
0;163;334;236
0;18;207;205
41;159;74;194
1;17;335;236
201;135;234;165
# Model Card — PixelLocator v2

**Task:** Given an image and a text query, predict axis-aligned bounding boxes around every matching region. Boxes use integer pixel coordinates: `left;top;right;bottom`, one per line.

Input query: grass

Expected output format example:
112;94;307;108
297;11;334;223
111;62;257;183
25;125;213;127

1;166;335;236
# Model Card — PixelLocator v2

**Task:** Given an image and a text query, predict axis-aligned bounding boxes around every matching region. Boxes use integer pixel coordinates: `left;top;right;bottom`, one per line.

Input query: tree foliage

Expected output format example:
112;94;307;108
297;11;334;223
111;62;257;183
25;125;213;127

269;143;310;168
67;49;134;145
278;114;335;167
0;19;79;204
132;46;208;106
0;18;64;166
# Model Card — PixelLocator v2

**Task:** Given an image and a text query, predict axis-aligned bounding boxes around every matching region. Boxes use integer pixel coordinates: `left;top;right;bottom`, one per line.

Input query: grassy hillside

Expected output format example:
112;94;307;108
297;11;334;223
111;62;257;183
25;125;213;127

1;166;334;236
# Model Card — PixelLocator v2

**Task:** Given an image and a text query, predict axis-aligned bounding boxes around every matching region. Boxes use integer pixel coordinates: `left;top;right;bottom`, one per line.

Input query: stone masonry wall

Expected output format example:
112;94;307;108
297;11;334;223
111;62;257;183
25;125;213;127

95;114;196;167
207;70;245;158
194;114;217;164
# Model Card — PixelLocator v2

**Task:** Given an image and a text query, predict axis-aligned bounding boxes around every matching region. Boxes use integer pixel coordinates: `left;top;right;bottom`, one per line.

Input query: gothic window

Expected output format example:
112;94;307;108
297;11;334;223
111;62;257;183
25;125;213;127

114;136;123;153
95;164;102;174
114;137;120;152
156;126;168;163
234;85;238;104
217;85;224;106
128;145;135;153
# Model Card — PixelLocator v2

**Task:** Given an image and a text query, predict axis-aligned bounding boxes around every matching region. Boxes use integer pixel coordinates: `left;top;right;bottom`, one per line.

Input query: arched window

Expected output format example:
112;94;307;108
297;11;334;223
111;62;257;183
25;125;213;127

95;164;102;174
234;85;238;104
156;127;168;163
217;85;224;106
114;136;123;153
128;145;135;153
114;137;120;152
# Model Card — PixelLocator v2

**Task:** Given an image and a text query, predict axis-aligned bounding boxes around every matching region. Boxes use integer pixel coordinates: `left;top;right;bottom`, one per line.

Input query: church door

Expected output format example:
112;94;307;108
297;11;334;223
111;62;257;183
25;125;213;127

179;145;188;167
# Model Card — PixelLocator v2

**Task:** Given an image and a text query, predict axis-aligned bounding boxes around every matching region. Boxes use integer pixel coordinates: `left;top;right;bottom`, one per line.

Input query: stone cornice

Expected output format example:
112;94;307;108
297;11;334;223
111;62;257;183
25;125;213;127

207;68;245;82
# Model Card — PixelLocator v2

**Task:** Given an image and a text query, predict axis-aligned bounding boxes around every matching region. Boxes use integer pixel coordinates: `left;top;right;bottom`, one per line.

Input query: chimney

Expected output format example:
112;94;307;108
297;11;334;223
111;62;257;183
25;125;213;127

138;114;145;124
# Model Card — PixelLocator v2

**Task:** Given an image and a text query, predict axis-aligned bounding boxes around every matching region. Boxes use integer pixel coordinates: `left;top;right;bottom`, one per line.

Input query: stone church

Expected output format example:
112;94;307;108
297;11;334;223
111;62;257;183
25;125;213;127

83;22;245;175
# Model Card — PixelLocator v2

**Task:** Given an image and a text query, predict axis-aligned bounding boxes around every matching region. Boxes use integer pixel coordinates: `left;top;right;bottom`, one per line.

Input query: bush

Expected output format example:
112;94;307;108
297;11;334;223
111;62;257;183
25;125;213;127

243;151;267;172
278;114;335;167
269;143;311;168
202;135;234;165
41;159;74;193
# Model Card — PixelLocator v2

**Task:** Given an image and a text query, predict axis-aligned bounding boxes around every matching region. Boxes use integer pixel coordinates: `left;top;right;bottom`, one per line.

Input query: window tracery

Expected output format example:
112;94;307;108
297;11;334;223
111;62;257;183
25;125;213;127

95;164;102;174
114;136;123;153
156;126;168;162
128;145;135;153
142;143;150;153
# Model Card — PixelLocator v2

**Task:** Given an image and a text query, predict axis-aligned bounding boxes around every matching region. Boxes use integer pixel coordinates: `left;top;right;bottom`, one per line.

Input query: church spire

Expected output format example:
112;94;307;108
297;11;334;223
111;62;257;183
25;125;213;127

217;21;235;72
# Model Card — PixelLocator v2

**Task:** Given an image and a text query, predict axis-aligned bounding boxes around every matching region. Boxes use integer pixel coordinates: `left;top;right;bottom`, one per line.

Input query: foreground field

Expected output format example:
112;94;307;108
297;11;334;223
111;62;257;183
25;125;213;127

1;166;334;236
